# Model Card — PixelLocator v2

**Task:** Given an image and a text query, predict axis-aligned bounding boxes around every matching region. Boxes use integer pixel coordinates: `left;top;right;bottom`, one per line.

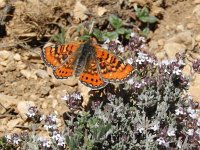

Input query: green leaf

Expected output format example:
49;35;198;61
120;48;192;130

92;28;104;42
108;15;123;29
78;34;91;41
116;28;126;34
103;31;118;40
139;16;157;23
51;27;66;44
140;27;149;37
124;29;132;39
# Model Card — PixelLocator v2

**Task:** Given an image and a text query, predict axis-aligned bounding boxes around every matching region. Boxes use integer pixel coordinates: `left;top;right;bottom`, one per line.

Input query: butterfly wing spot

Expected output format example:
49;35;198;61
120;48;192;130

80;73;105;88
79;54;108;90
94;45;134;83
53;66;74;79
41;42;82;68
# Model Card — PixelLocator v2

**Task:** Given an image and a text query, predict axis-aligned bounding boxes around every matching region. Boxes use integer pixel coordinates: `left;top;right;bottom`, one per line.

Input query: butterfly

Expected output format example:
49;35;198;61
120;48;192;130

41;40;134;90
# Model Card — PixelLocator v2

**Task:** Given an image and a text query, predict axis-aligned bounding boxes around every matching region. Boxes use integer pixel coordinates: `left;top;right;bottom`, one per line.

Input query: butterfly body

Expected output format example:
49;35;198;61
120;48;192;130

41;41;134;90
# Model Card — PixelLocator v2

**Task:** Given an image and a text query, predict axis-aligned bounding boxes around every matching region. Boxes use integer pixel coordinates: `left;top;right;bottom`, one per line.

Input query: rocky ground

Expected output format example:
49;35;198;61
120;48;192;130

0;0;200;139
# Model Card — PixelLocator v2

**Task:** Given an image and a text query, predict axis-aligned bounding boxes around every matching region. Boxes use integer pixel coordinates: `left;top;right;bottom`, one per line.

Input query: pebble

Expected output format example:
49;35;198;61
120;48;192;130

17;101;36;121
52;99;58;108
13;53;21;61
17;61;27;70
164;42;186;59
195;34;200;42
0;50;12;60
176;24;184;32
42;101;48;109
186;23;194;29
0;0;6;8
193;0;200;4
35;69;49;79
157;39;165;46
20;69;37;79
7;118;23;131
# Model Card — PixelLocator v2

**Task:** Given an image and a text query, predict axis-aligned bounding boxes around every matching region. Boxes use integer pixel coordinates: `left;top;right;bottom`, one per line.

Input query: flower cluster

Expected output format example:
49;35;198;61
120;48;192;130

40;114;57;132
128;32;147;52
102;38;124;54
61;91;82;109
192;59;200;73
26;106;41;122
5;133;21;146
175;98;200;148
37;136;52;149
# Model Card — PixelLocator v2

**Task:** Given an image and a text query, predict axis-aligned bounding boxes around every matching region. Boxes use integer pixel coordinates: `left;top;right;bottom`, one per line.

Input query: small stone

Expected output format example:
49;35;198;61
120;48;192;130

0;50;12;60
73;1;88;21
195;34;200;42
13;53;21;61
6;61;16;71
189;74;200;104
96;6;107;16
186;23;194;29
52;99;58;108
7;118;23;131
193;0;200;4
176;25;184;32
17;101;36;120
42;101;48;109
0;94;19;109
157;39;165;46
167;31;193;46
155;51;166;60
36;69;49;79
20;70;31;79
20;70;37;79
17;61;27;70
40;86;51;96
164;42;186;59
0;0;6;8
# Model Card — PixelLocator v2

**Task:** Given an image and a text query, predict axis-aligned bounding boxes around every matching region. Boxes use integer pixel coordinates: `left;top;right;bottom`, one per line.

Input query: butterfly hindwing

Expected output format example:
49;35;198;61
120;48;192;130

93;44;134;83
53;55;77;79
79;55;108;90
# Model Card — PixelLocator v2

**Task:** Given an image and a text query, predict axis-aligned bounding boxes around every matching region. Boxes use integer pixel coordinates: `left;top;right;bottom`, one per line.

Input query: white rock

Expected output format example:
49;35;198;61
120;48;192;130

0;0;6;8
35;69;49;79
20;69;37;79
96;6;107;16
167;31;193;46
17;61;27;70
193;0;200;4
186;23;194;29
193;5;200;22
195;34;200;42
52;99;58;108
176;24;184;32
17;101;36;121
0;94;19;109
164;42;186;59
78;81;91;107
73;1;88;21
7;118;23;131
13;53;21;61
0;50;12;60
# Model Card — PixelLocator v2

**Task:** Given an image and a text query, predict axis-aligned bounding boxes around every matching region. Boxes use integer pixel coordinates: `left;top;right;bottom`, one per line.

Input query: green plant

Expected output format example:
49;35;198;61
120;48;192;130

134;6;158;37
51;27;66;44
92;15;132;42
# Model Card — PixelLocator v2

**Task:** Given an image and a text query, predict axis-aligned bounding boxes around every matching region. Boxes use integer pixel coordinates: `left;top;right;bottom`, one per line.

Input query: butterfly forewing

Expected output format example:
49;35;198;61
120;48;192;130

41;42;82;69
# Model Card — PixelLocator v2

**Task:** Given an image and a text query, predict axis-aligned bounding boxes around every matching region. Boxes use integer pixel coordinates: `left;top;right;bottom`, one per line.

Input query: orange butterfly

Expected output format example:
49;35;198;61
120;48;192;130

41;41;134;90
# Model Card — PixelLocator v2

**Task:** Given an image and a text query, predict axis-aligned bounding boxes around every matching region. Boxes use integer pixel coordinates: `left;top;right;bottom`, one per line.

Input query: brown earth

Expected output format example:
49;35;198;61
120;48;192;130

0;0;200;137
